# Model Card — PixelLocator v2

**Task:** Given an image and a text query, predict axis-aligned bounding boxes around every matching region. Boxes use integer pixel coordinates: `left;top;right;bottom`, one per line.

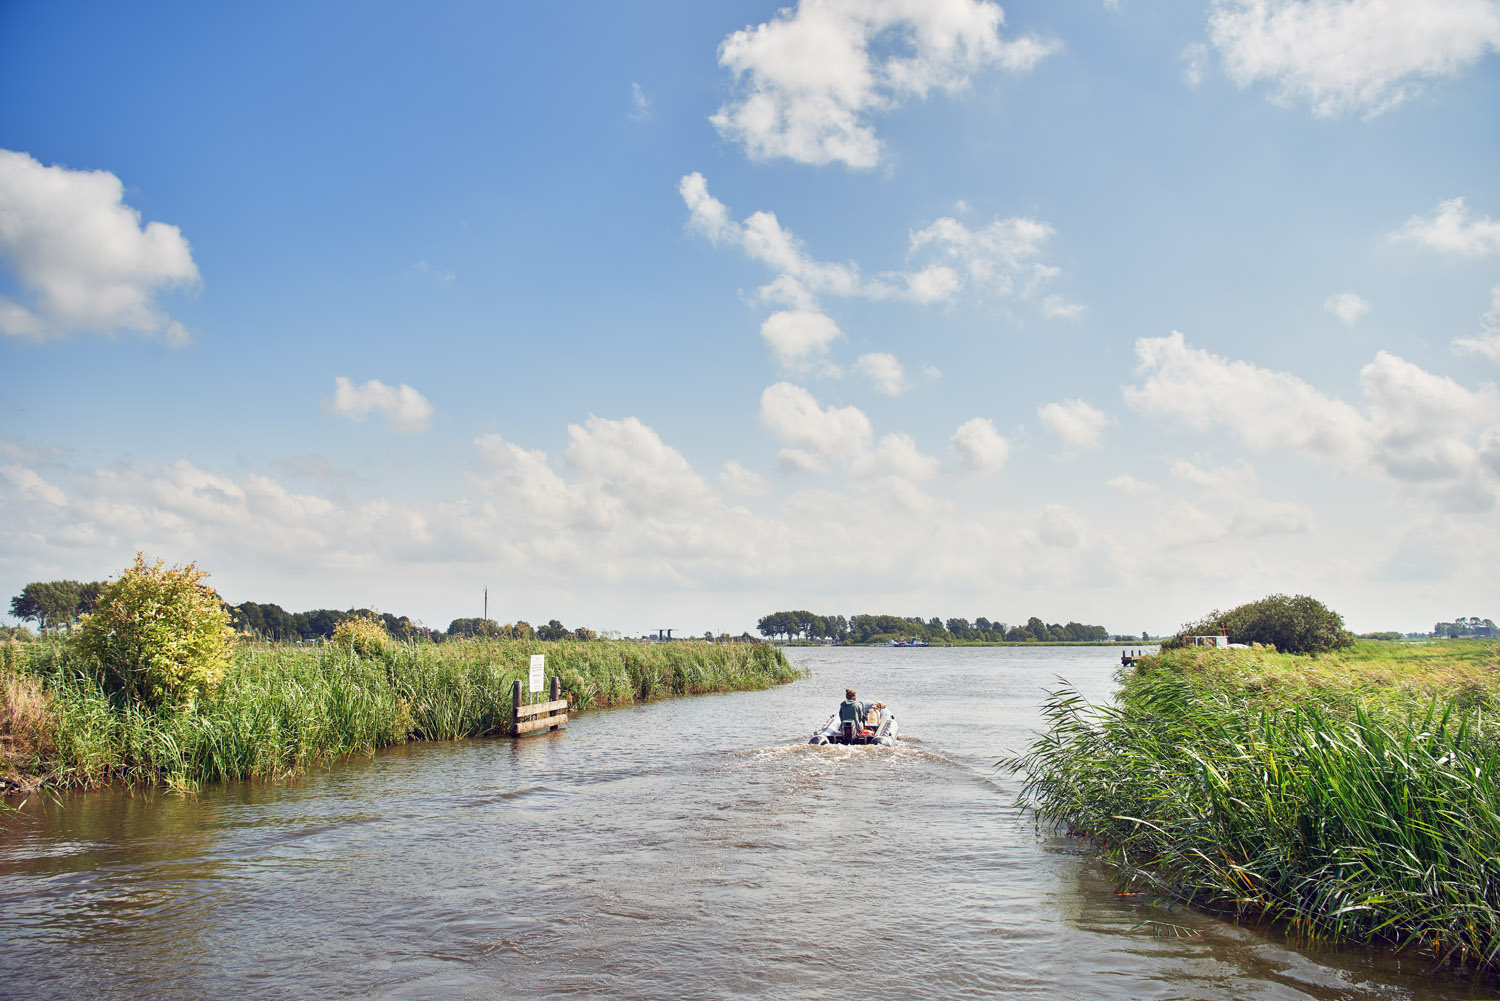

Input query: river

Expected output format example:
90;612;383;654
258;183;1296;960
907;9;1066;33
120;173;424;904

1;645;1493;999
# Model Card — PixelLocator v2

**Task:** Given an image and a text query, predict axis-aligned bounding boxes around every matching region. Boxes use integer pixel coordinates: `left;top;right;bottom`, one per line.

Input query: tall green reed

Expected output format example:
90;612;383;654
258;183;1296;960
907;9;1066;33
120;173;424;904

9;637;800;794
1008;668;1500;968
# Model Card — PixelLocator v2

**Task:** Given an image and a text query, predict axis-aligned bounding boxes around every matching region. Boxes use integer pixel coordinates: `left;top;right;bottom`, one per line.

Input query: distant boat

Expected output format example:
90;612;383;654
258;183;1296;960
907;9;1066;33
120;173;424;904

884;637;929;647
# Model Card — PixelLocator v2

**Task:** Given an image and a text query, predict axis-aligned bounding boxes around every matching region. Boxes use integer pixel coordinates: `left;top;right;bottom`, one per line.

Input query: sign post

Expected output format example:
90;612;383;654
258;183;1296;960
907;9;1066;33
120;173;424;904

529;654;545;695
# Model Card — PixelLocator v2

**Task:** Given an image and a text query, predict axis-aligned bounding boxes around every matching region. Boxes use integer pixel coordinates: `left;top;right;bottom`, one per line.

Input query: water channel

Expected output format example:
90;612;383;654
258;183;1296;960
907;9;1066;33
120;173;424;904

2;646;1494;999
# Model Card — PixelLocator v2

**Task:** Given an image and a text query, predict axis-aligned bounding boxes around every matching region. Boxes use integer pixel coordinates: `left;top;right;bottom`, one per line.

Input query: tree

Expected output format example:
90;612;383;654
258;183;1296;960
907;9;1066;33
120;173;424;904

1168;594;1354;655
537;619;569;641
10;579;106;630
77;554;234;710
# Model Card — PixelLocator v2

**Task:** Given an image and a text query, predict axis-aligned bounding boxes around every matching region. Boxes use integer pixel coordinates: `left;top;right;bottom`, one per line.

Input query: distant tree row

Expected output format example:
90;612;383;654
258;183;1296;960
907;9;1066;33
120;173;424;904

446;617;596;641
230;602;440;642
9;578;602;645
1434;616;1497;638
756;610;1112;644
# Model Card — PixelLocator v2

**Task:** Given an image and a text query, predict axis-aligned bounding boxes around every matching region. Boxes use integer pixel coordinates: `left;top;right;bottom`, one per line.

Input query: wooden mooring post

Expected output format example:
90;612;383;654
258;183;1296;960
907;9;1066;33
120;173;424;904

512;675;569;736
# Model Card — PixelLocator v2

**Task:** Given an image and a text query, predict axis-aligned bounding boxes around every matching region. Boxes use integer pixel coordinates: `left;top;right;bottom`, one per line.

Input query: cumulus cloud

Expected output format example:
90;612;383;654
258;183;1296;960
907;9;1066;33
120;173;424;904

1125;331;1500;504
1325;291;1370;325
720;460;771;497
855;352;908;395
762;309;845;372
950;417;1010;473
1207;0;1500;118
1038;399;1112;454
0;148;199;343
711;0;1058;168
327;377;435;433
1391;197;1500;256
1453;286;1500;363
760;382;874;472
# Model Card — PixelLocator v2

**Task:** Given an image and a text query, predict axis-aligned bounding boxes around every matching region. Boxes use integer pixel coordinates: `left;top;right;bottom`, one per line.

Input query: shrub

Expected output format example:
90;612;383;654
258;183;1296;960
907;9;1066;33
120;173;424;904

77;553;234;710
332;613;391;659
1164;593;1354;655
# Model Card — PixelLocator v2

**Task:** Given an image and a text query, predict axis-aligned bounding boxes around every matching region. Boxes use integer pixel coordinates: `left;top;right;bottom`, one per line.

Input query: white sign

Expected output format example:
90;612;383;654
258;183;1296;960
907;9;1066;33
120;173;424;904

529;654;545;694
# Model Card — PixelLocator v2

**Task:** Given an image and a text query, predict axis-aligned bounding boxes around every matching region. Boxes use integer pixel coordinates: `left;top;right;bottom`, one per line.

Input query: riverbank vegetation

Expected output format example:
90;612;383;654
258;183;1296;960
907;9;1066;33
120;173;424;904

1009;637;1500;971
1;633;798;795
757;610;1119;644
1;556;799;796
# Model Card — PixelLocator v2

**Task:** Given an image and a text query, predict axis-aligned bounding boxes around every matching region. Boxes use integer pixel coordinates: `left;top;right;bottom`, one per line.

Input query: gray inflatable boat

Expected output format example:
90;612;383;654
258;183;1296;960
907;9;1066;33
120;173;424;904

808;708;898;747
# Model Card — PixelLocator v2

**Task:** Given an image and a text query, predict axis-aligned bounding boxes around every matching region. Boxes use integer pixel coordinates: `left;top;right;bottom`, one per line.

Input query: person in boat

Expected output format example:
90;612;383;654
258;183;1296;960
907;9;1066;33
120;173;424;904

840;689;885;729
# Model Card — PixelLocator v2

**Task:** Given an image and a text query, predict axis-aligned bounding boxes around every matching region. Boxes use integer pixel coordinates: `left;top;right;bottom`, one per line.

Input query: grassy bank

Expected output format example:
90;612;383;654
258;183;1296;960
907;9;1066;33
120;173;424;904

1008;640;1500;970
1;637;801;794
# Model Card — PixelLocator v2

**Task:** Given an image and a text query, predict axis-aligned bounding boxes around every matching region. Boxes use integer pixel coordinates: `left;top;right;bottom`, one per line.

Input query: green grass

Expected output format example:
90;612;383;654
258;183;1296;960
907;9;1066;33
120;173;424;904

2;637;801;793
1006;640;1500;970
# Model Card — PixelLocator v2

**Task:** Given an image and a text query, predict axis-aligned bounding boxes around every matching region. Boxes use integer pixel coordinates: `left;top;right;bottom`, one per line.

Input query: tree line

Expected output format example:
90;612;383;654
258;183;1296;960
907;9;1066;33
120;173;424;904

756;610;1116;644
1434;616;1497;638
9;578;598;644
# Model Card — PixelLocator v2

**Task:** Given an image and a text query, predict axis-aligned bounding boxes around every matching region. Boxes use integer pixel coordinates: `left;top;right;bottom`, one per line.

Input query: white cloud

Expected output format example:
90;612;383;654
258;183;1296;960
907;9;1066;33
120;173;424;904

1453;286;1500;363
681;172;1073;324
1208;0;1500;118
630;82;653;121
949;417;1010;473
1042;294;1086;320
711;0;1058;168
1;464;67;506
1325;291;1370;325
720;460;771;497
1038;399;1112;454
759;382;874;472
327;377;435;433
1125;331;1500;503
761;309;845;371
1124;331;1370;463
1392;197;1500;256
855;352;908;395
907;215;1059;297
853;433;942;480
0;148;199;343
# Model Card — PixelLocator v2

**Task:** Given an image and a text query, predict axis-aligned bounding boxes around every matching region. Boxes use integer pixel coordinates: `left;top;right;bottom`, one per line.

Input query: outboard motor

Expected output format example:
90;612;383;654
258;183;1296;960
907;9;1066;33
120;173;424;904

840;719;857;744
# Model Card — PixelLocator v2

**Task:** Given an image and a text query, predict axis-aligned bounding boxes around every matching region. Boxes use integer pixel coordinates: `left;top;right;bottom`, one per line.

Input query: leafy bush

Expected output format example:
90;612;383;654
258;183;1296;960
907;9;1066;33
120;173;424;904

332;613;391;658
1164;593;1354;655
77;553;234;710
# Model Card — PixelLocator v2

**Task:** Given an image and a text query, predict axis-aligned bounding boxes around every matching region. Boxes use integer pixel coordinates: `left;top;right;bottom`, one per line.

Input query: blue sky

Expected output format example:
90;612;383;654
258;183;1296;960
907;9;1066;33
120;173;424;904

3;0;1499;636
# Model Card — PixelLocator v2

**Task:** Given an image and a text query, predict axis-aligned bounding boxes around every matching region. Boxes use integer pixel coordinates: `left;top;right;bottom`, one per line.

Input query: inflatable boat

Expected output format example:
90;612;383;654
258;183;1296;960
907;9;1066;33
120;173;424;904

808;707;898;747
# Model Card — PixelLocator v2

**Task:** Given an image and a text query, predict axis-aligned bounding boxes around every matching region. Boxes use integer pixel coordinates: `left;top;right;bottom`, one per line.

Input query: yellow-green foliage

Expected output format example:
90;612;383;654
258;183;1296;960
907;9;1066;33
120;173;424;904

332;613;391;659
76;553;234;711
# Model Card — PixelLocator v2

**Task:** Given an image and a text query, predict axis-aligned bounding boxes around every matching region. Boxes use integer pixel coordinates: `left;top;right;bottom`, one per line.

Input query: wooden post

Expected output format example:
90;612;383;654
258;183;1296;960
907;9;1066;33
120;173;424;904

512;675;569;737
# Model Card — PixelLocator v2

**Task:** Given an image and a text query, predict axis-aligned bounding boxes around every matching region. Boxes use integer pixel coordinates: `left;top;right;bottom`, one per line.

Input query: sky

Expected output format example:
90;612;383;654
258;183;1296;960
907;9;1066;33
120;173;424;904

2;0;1499;637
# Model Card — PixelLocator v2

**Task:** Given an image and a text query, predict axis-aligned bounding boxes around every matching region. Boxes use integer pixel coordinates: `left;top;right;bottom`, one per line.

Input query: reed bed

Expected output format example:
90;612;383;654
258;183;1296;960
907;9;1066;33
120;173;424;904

1008;642;1500;970
2;637;800;793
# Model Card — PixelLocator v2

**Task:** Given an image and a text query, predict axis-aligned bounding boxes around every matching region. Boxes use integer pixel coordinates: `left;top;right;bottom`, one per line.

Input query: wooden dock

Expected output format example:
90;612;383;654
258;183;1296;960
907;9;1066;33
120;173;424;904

512;677;569;736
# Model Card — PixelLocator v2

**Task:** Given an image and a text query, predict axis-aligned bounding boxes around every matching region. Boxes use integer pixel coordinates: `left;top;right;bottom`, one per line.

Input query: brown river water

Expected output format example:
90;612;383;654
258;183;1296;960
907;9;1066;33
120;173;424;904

2;646;1496;1000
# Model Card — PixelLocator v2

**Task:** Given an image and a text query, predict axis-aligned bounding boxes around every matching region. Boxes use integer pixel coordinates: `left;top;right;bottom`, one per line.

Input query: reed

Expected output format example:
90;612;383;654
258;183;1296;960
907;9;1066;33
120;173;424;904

4;637;800;793
1007;642;1500;969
